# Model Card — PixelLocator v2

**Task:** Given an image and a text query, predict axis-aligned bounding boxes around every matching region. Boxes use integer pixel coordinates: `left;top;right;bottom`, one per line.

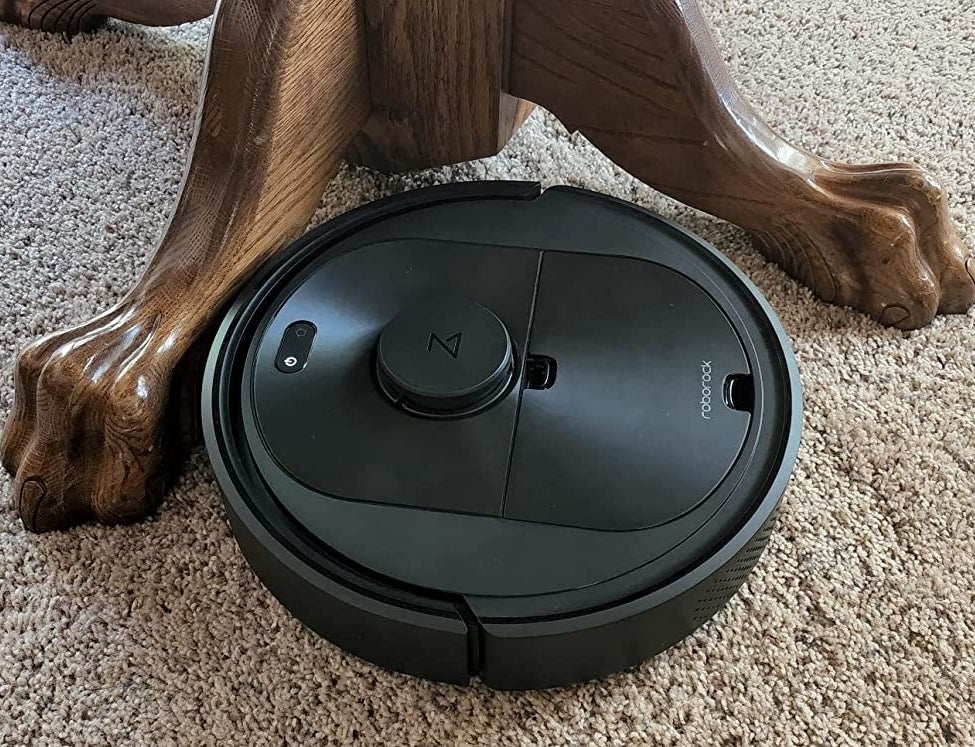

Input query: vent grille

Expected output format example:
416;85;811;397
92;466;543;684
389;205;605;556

690;507;779;625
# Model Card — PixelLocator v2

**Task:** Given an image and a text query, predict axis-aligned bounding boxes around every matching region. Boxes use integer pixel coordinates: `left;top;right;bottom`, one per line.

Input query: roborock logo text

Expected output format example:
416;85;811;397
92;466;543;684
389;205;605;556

700;361;714;420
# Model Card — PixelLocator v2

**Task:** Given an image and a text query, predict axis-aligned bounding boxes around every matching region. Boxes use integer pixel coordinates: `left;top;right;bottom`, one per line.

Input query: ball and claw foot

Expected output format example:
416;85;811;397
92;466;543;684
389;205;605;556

752;163;974;330
0;304;184;531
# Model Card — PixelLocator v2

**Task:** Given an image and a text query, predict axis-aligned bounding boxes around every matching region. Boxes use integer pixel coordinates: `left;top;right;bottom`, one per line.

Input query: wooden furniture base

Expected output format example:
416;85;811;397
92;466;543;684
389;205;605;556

2;0;972;531
0;0;214;32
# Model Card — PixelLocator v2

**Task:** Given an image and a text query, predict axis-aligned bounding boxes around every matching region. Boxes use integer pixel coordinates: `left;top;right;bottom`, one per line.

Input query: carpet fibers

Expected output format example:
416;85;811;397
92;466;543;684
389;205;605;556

1;1;974;744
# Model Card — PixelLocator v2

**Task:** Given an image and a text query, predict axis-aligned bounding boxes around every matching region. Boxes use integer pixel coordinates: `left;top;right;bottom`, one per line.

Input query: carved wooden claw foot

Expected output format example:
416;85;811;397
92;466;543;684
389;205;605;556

1;305;180;529
755;163;975;329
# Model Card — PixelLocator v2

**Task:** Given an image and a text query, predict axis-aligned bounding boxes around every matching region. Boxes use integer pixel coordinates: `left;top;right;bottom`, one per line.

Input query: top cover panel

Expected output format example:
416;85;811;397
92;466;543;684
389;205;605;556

503;252;751;531
252;238;539;517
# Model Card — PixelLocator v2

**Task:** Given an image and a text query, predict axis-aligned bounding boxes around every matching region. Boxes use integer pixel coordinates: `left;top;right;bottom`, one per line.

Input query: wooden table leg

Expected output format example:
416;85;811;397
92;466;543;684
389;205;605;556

507;0;974;329
345;0;535;173
0;0;370;531
0;0;215;33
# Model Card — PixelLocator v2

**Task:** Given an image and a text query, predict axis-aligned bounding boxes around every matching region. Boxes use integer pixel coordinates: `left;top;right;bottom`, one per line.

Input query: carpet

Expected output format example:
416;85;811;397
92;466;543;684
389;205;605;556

1;1;973;744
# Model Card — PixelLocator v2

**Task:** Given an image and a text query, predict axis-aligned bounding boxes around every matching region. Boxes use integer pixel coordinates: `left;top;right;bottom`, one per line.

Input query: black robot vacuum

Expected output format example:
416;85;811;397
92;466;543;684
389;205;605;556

203;182;802;690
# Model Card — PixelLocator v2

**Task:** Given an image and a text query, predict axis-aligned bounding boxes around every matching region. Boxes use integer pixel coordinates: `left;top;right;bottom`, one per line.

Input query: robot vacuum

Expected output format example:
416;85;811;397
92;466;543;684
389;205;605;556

202;182;801;690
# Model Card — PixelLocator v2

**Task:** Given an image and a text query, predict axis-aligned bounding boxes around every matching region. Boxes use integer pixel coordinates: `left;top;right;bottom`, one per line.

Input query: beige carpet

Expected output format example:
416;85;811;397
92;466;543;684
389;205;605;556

1;1;974;744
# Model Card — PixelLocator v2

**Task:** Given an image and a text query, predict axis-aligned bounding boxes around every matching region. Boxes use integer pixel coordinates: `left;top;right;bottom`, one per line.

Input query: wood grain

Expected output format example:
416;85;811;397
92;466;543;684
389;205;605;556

0;0;215;32
347;0;533;171
0;0;370;531
507;0;975;329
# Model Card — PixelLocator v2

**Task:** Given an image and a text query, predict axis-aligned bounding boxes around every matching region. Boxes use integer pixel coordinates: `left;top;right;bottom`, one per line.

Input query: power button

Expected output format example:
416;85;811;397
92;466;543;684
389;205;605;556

275;321;317;373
